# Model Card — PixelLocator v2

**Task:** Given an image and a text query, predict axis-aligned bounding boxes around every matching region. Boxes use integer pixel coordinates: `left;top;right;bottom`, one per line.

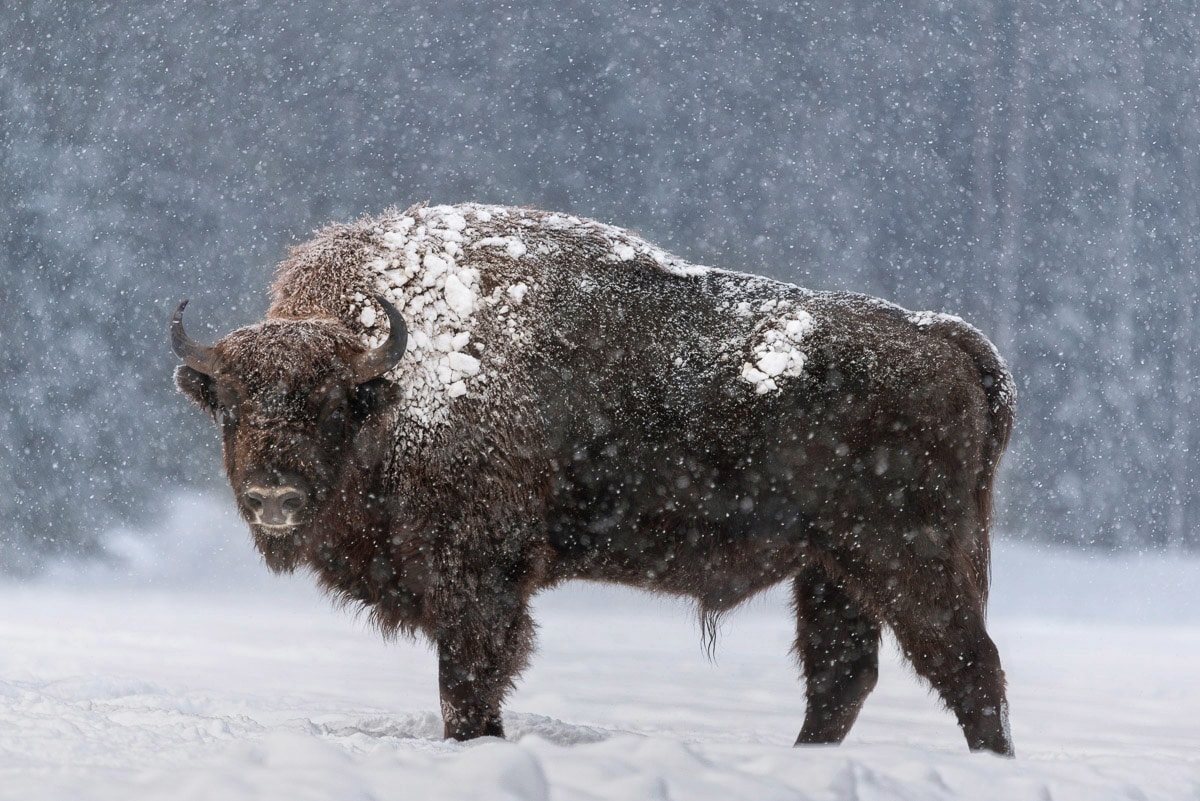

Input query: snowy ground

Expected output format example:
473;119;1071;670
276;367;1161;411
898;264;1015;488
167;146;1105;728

2;494;1198;800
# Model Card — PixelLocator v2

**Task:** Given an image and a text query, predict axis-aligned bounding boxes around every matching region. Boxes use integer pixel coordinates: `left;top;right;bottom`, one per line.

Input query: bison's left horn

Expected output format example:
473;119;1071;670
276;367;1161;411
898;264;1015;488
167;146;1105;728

170;299;216;375
352;295;408;382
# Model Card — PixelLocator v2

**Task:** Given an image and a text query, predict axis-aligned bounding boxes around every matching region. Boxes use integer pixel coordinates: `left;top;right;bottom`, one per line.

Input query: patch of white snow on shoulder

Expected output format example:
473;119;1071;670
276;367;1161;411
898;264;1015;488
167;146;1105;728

441;211;467;232
351;210;491;431
755;351;790;377
506;238;527;259
738;305;815;395
443;273;475;317
472;236;528;260
447;351;481;377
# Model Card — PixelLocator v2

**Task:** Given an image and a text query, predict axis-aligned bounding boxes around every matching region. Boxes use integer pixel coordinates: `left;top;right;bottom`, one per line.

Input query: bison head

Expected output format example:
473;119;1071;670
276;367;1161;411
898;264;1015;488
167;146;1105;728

171;298;406;563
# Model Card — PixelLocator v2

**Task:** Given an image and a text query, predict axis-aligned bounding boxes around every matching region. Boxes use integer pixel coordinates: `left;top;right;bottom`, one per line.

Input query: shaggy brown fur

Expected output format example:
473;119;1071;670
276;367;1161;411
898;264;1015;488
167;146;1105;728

173;203;1016;754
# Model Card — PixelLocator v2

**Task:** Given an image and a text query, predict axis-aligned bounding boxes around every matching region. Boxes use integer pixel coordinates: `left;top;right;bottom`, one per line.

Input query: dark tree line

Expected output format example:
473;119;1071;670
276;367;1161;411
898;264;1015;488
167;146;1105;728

0;0;1196;571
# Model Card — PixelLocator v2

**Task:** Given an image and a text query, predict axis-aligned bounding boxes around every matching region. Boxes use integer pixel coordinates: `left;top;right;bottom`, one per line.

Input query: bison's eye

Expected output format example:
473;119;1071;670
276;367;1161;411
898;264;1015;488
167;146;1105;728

321;412;345;438
320;407;346;440
214;384;241;428
217;405;239;428
317;388;349;441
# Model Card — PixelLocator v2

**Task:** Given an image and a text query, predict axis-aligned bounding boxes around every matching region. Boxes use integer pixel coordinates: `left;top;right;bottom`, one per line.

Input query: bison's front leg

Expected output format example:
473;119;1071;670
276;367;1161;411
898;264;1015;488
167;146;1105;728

792;565;882;745
434;584;536;741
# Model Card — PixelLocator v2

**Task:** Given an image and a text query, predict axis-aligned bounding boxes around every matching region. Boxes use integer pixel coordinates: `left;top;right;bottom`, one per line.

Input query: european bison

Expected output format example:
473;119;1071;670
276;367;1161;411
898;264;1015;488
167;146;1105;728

172;203;1015;755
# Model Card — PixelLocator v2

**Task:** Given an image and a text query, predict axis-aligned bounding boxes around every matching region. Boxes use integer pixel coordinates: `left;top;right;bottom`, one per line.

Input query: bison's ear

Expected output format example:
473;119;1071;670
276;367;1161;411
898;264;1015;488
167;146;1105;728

352;376;400;422
175;365;217;415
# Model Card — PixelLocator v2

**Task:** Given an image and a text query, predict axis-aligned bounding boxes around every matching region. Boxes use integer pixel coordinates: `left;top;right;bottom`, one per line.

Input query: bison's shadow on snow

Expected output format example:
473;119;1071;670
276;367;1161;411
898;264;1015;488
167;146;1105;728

315;713;612;747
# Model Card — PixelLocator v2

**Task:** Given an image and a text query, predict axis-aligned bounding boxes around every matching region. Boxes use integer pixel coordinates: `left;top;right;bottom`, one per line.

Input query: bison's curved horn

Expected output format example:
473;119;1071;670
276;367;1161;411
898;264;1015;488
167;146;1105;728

170;299;216;375
352;295;408;382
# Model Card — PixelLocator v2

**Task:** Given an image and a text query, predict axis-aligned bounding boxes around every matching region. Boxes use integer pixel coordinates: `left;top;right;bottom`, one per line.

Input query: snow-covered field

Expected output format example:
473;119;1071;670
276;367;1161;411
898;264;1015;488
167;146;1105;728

2;494;1198;800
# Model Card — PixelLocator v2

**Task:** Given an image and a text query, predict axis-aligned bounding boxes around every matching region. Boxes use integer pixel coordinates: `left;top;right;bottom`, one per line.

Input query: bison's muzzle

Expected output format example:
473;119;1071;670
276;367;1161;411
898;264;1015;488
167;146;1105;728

243;483;308;531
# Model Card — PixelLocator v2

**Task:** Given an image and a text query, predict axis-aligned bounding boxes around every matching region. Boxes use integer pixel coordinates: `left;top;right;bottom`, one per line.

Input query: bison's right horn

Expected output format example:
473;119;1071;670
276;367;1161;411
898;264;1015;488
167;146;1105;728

352;295;408;382
170;299;216;375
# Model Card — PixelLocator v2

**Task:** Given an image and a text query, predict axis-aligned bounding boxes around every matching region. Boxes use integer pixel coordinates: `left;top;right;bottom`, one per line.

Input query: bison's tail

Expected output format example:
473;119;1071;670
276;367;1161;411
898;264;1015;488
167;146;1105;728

920;315;1016;605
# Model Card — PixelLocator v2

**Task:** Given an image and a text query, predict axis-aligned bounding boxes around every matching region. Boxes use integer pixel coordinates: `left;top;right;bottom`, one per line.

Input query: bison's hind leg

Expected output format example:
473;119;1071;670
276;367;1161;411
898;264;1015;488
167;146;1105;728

833;533;1014;756
792;564;882;745
887;592;1013;755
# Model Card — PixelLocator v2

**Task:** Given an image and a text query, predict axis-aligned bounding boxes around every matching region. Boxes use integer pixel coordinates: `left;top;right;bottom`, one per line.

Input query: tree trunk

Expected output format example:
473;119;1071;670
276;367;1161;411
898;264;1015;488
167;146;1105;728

997;0;1029;356
1168;103;1198;548
972;2;998;321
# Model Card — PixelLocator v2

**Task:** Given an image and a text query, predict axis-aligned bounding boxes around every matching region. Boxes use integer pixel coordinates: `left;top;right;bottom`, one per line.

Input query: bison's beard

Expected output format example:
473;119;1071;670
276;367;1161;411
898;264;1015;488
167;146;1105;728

252;526;309;573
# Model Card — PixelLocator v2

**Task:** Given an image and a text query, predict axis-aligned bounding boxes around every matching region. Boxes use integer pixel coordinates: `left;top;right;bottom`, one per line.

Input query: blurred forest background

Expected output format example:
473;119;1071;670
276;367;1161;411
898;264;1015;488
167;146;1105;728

1;0;1196;571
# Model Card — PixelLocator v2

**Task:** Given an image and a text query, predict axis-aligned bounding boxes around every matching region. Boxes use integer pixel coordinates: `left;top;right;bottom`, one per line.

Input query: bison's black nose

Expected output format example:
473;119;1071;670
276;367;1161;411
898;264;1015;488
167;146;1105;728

243;485;308;528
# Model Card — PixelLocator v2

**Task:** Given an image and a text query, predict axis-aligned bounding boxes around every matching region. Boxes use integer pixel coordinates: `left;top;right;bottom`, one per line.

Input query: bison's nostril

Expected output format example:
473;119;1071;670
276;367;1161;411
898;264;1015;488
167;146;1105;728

280;491;305;513
245;490;265;511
